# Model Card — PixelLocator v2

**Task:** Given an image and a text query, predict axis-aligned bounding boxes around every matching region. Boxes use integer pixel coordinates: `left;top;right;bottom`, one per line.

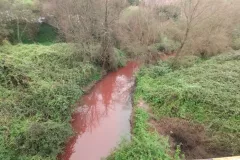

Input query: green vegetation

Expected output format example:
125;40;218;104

108;108;179;160
0;44;101;159
135;52;240;155
35;23;59;45
1;0;240;159
128;0;139;5
232;25;240;50
10;23;59;45
148;37;181;54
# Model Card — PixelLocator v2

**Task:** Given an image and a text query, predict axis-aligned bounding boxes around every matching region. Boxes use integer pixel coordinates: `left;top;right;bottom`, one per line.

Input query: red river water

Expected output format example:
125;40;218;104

60;62;138;160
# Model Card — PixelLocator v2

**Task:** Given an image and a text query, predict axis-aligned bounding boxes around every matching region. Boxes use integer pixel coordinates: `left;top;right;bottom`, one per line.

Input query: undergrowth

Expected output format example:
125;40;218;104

135;51;240;156
0;44;101;159
108;108;180;160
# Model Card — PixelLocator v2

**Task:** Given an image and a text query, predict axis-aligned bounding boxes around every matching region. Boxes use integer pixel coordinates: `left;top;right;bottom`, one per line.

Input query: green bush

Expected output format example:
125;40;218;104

14;121;72;156
0;44;101;159
35;23;59;44
135;52;240;155
128;0;139;5
114;48;127;67
156;37;180;53
232;38;240;50
232;25;240;50
167;55;201;69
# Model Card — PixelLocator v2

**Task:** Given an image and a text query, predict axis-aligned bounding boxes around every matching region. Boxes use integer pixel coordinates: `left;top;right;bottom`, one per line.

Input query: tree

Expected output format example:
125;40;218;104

175;0;228;57
0;0;38;43
43;0;127;70
0;0;12;42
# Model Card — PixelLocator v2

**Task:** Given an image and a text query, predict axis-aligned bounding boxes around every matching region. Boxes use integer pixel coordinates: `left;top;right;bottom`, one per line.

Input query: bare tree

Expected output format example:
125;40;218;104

175;0;227;58
43;0;127;70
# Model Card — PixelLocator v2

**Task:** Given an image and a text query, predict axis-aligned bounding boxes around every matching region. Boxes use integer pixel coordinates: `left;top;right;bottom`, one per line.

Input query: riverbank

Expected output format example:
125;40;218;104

0;44;102;160
109;51;240;159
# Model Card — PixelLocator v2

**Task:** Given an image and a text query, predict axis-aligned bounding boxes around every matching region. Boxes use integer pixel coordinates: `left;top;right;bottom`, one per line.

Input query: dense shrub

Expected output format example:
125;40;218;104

0;44;101;159
155;37;180;53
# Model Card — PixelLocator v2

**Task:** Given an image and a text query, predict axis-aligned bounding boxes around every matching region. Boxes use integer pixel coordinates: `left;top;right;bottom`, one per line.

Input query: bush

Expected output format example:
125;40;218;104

167;55;201;69
232;25;240;50
158;37;180;53
158;5;181;21
14;121;72;156
114;48;127;67
232;38;240;50
117;6;162;58
0;44;101;159
128;0;139;5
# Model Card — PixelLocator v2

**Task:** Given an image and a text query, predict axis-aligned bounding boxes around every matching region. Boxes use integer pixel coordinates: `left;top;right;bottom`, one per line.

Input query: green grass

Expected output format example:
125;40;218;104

108;108;180;160
0;44;101;160
135;52;240;155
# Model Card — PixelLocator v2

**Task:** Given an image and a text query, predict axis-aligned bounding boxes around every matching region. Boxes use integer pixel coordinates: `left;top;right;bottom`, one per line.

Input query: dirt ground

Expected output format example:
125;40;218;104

137;100;232;160
152;117;234;160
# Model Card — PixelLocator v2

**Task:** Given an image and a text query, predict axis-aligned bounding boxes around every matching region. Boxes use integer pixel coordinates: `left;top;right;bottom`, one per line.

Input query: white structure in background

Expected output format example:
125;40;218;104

38;17;46;23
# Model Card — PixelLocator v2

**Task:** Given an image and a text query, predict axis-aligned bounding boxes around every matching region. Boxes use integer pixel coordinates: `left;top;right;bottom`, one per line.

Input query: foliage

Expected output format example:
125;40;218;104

35;23;59;44
128;0;139;6
0;0;42;44
158;5;181;20
114;48;127;67
232;25;240;50
108;108;176;160
117;6;162;60
167;55;201;69
135;52;240;155
0;44;101;159
148;37;180;54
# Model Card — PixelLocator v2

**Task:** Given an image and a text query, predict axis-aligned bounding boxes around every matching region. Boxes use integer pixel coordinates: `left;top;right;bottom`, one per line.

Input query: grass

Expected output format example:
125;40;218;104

135;52;240;155
0;43;102;160
107;108;180;160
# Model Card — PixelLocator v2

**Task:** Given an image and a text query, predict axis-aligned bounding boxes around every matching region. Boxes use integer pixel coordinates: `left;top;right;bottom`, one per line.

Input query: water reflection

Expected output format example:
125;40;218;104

61;62;138;160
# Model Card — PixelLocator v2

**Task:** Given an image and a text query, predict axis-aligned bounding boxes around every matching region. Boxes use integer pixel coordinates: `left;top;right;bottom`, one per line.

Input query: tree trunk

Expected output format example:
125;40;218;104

16;18;22;43
101;0;115;71
176;27;190;58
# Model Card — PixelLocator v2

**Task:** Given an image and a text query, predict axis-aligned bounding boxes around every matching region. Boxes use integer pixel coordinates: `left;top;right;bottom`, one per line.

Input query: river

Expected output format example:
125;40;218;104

60;62;138;160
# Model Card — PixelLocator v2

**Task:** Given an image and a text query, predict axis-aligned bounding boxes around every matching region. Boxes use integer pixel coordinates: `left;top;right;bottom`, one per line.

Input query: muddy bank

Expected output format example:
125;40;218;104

151;118;235;160
137;100;233;160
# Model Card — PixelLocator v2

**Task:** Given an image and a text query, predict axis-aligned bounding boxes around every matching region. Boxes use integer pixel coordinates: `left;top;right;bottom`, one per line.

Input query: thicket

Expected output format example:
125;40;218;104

0;44;102;159
135;52;240;156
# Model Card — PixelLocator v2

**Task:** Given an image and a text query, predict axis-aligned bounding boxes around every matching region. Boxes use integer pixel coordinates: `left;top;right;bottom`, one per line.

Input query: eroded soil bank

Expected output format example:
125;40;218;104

138;99;238;160
60;62;138;160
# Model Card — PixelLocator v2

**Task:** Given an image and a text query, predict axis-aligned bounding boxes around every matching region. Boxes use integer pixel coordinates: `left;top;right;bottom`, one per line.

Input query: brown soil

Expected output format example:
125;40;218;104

137;100;230;160
152;118;210;159
151;118;232;160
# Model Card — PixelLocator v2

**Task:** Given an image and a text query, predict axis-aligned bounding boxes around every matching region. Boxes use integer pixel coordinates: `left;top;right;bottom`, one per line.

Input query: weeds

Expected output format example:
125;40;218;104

0;44;102;159
135;52;240;156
